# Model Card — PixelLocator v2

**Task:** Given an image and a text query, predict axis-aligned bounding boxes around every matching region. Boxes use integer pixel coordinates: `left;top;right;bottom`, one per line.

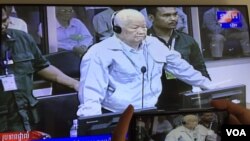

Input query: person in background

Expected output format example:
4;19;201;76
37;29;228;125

55;6;93;57
1;7;79;132
147;7;210;110
77;9;215;117
199;112;221;141
176;7;188;33
202;7;250;59
151;116;173;141
168;115;184;129
92;7;124;42
84;6;110;41
199;112;219;133
135;118;151;141
111;100;250;141
5;6;28;33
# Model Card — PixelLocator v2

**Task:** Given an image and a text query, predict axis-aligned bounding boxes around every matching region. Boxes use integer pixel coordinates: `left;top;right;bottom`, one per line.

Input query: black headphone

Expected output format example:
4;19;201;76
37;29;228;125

182;121;186;125
111;11;122;34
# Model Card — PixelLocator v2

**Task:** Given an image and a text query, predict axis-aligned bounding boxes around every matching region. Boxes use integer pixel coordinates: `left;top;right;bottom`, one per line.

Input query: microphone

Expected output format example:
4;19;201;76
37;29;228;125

193;132;197;141
141;66;146;74
209;121;213;129
141;66;146;109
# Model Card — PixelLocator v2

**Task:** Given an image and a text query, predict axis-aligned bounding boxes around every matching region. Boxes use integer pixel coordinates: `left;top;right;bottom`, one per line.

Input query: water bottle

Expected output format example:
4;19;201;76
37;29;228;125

70;119;78;137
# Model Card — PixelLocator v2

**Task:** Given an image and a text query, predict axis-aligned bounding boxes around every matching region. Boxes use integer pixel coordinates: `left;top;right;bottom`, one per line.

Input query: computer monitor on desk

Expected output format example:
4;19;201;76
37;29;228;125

77;107;157;136
182;84;246;109
36;93;79;137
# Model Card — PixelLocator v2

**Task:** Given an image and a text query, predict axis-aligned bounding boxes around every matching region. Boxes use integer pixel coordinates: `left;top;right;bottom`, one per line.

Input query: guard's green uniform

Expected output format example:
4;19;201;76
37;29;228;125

0;29;50;132
148;29;210;109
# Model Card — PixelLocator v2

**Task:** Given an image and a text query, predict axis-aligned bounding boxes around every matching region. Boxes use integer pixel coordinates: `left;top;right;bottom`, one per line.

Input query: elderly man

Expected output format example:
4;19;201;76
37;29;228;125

165;114;217;141
77;9;215;117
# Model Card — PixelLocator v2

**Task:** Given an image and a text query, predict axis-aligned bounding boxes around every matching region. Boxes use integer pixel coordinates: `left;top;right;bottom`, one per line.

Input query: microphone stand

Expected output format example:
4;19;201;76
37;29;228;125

137;66;146;140
141;66;146;110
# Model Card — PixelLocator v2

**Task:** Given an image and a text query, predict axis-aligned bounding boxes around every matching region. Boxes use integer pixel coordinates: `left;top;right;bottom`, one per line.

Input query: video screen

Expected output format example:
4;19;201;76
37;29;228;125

1;4;249;141
129;109;229;141
217;10;243;28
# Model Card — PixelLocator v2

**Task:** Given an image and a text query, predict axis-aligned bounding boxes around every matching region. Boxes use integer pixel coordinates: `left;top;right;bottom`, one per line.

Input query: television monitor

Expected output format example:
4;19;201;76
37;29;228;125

1;4;249;141
182;84;246;109
217;10;243;28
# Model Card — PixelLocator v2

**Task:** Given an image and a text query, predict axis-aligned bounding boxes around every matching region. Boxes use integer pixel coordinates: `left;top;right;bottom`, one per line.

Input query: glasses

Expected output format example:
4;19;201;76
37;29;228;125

57;9;74;13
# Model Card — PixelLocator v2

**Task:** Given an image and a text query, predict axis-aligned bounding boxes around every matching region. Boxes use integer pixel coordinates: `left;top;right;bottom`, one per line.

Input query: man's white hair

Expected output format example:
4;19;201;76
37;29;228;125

114;9;145;28
183;114;198;123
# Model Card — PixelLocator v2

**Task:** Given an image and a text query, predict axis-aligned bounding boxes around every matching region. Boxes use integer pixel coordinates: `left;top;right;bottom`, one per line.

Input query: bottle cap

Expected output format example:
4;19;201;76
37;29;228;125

73;119;78;125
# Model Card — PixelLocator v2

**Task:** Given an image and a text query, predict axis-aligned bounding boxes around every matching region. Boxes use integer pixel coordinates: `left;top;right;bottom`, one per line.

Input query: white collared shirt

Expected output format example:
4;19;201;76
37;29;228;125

56;18;93;50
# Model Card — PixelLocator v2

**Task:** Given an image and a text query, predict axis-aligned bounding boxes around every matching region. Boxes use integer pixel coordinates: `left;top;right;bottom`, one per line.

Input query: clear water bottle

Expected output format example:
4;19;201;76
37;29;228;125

70;119;78;137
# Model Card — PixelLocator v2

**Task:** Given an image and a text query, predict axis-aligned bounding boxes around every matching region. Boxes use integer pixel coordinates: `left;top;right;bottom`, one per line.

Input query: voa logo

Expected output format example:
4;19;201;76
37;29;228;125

226;129;246;136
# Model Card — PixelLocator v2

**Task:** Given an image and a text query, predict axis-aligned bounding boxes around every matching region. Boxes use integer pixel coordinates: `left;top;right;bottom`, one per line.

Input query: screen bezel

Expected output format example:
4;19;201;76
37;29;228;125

1;4;249;140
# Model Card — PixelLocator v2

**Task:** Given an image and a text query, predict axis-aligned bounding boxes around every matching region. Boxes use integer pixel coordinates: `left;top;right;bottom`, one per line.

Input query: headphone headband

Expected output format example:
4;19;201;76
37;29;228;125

111;11;122;34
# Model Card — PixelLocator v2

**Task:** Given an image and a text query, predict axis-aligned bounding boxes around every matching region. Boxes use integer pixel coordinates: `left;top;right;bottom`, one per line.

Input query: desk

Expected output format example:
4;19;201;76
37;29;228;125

247;103;250;109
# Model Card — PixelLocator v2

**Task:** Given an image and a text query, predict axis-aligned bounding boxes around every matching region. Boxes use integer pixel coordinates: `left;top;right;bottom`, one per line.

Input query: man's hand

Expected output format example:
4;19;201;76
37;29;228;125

73;81;79;92
77;103;102;117
211;99;250;124
73;46;88;57
38;65;79;92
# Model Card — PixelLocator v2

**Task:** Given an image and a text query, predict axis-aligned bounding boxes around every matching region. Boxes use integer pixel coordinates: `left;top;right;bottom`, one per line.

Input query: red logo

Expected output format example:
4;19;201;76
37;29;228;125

0;131;50;141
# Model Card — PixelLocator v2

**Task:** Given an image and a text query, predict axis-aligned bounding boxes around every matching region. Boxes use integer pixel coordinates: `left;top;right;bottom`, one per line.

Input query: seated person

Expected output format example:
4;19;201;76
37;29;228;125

93;7;123;41
55;6;93;56
176;7;188;33
202;7;250;59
